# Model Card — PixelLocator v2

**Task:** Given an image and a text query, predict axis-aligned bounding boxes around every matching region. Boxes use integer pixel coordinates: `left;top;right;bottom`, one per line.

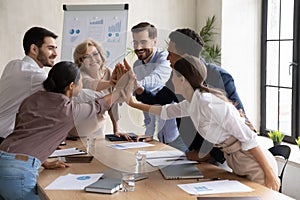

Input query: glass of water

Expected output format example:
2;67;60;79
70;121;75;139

86;136;96;154
121;173;135;192
135;151;147;166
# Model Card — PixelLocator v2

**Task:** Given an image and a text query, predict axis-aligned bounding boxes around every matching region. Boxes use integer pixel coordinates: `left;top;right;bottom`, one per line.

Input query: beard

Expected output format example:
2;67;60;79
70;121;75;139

37;50;55;67
134;48;153;61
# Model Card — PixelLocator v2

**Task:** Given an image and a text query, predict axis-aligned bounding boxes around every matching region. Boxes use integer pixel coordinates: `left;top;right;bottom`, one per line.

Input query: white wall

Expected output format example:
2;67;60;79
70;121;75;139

0;0;196;75
222;0;261;129
197;0;261;130
196;0;222;47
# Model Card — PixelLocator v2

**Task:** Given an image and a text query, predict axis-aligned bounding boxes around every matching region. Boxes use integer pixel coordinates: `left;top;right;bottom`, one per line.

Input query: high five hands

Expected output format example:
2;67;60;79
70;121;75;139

111;59;136;104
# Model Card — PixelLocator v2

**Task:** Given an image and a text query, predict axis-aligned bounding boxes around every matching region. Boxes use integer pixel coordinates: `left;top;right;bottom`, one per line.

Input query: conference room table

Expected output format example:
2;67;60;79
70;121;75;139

37;137;295;200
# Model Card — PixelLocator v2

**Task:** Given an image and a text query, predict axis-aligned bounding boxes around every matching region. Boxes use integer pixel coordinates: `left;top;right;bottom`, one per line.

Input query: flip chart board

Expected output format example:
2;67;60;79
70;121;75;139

61;4;129;68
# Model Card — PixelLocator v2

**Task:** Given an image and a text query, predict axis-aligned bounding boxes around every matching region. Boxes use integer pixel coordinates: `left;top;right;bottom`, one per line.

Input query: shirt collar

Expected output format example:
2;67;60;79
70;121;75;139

142;48;158;65
23;55;41;69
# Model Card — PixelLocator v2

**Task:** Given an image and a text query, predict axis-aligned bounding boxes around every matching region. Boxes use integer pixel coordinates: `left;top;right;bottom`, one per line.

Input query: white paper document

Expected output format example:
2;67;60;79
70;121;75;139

177;180;254;195
107;142;154;150
147;157;198;167
45;173;103;190
49;147;86;158
144;150;185;159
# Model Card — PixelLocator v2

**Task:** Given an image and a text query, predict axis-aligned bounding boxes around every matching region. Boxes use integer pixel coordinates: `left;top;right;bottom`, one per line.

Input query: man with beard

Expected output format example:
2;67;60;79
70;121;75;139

0;27;58;143
130;22;187;152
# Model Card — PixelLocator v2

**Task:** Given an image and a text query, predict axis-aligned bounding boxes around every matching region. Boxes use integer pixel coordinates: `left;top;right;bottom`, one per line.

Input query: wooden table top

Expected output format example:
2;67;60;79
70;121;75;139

37;138;295;200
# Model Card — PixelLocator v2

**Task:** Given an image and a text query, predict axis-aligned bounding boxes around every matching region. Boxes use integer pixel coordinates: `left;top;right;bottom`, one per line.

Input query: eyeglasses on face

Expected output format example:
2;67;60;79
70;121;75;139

82;51;101;62
132;40;152;48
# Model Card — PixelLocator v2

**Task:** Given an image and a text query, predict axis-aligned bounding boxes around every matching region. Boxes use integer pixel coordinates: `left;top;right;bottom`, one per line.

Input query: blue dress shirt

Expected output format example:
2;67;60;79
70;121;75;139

133;49;181;145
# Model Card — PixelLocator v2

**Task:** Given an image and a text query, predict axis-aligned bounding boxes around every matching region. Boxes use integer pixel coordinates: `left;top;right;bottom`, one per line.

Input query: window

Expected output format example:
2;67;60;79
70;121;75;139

261;0;300;142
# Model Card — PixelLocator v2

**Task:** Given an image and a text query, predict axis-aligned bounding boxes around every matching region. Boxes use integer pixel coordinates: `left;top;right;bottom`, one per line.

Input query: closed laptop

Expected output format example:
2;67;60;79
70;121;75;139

159;164;204;180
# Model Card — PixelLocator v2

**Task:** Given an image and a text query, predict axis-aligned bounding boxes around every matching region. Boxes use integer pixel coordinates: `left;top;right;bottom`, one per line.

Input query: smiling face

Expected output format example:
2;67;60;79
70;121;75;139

81;45;103;76
35;36;58;67
132;30;156;62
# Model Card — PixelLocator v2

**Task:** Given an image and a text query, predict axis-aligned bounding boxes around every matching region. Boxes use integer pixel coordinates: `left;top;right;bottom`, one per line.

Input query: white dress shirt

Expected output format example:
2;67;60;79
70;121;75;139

160;90;258;151
0;56;47;138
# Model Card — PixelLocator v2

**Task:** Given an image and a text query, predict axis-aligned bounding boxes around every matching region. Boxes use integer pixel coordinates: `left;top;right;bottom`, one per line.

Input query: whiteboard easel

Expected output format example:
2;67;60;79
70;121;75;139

61;4;129;68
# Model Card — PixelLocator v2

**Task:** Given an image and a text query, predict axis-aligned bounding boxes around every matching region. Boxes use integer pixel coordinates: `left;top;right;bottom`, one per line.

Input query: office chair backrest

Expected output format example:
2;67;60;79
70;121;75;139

268;144;291;193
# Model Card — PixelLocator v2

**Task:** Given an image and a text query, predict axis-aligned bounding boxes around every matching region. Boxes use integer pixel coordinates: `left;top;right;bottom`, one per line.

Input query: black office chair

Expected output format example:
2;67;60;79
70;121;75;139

268;145;291;193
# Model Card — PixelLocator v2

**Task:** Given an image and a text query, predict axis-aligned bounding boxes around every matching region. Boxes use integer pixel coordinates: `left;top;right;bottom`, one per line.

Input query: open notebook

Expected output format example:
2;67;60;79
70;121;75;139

159;164;204;180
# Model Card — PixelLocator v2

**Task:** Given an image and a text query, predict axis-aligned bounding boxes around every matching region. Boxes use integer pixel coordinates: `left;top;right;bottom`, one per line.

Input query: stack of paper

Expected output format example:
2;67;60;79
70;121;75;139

178;180;254;195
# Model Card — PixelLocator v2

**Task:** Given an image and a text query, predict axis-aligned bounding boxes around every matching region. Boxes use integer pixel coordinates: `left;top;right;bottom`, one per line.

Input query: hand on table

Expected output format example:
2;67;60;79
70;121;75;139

42;160;71;169
114;132;135;142
136;135;153;142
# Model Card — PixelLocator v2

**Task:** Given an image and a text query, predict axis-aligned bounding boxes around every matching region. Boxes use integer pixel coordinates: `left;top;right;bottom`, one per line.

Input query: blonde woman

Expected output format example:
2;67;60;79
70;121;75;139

73;39;129;139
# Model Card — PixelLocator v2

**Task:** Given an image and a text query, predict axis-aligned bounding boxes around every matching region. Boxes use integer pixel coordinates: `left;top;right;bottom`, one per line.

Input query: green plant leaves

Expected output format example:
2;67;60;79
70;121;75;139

268;130;285;142
200;15;221;65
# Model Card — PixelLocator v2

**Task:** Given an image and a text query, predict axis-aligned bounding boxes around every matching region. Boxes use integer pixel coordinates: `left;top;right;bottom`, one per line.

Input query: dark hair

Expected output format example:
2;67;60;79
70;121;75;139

173;56;228;102
131;22;157;39
23;27;58;55
169;28;204;57
43;61;80;94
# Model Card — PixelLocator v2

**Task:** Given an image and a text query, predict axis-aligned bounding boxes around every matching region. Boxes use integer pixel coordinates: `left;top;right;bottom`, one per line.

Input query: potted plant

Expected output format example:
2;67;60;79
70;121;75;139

268;130;284;146
295;136;300;150
199;15;221;65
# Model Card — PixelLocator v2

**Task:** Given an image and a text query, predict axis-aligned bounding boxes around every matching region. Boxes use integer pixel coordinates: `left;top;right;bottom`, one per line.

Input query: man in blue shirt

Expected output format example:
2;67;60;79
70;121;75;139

131;22;187;152
136;28;255;163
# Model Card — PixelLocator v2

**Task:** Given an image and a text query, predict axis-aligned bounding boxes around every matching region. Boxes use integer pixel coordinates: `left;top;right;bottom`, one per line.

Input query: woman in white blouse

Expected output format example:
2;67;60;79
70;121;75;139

128;56;280;191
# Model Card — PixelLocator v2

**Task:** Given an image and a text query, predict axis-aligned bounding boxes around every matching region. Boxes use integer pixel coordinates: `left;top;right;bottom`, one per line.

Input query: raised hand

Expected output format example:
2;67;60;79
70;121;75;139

123;58;144;94
111;66;135;103
110;63;128;86
123;58;132;71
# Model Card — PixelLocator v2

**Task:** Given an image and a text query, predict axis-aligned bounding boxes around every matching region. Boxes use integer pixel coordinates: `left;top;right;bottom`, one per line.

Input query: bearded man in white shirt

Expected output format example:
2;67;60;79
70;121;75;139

0;27;58;143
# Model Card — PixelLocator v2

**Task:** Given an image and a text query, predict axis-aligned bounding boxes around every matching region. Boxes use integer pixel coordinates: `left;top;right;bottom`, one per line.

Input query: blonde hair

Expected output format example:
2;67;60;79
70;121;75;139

73;39;107;67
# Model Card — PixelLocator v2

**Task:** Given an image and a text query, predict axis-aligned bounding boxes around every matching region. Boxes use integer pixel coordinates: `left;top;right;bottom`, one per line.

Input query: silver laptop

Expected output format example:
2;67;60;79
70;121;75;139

159;164;204;180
